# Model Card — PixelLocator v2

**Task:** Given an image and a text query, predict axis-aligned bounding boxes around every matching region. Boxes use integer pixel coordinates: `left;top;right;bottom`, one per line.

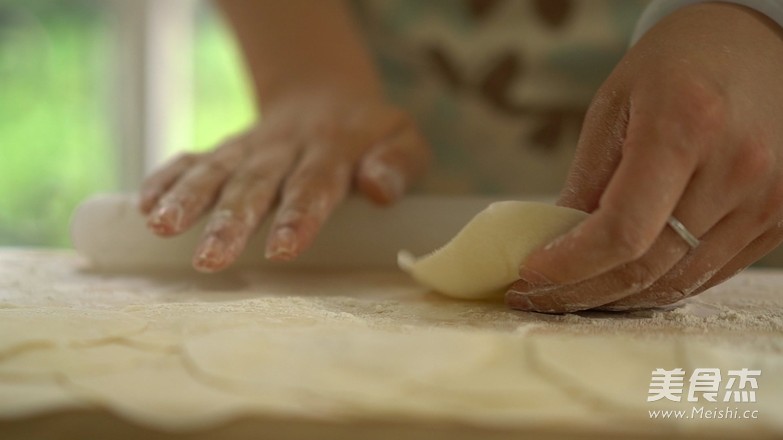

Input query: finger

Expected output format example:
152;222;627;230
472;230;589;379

599;156;783;310
519;105;701;286
597;211;750;311
507;160;747;313
356;120;431;205
147;141;245;236
192;146;296;272
557;88;628;212
264;146;354;261
693;226;783;294
682;211;783;299
704;172;783;288
138;153;199;214
603;221;783;311
264;108;410;261
506;220;697;313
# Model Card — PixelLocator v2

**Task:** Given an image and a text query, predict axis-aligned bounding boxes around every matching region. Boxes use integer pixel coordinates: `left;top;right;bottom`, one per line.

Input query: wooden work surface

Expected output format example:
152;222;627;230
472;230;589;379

0;248;781;440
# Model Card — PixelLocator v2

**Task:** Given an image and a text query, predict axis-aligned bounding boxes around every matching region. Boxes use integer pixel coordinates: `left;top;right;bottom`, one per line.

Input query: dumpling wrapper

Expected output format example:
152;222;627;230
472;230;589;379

398;201;588;299
0;307;147;357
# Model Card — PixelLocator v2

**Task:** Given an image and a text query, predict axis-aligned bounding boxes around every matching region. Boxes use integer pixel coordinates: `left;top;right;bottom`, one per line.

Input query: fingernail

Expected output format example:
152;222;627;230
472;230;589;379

518;267;553;287
506;291;567;314
265;227;298;261
193;236;227;272
148;203;184;234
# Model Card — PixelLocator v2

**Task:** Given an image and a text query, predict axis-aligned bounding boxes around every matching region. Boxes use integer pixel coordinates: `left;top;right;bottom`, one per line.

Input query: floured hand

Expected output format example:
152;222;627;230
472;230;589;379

139;94;430;272
508;3;783;313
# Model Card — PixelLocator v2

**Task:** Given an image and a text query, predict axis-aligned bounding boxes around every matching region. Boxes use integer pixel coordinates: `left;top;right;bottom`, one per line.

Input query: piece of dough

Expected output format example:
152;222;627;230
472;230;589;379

65;355;258;431
0;307;147;357
0;380;88;419
398;201;588;299
181;327;502;403
0;344;158;379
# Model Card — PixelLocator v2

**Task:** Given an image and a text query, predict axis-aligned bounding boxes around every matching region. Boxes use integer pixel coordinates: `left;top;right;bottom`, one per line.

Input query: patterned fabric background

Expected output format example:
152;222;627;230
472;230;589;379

353;0;649;195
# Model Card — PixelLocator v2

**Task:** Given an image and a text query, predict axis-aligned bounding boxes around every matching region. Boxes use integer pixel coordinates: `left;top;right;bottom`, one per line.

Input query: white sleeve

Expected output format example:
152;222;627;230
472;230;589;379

631;0;783;45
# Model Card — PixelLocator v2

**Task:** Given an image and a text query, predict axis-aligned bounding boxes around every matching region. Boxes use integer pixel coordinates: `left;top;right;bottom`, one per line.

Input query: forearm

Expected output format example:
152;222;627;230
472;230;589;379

217;0;383;110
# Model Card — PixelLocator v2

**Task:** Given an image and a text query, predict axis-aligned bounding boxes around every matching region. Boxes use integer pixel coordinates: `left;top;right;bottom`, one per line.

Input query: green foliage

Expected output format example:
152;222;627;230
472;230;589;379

191;9;255;152
0;2;254;247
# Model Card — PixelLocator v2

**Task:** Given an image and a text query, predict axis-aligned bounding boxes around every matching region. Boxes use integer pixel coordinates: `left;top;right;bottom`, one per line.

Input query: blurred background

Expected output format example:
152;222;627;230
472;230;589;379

0;0;254;247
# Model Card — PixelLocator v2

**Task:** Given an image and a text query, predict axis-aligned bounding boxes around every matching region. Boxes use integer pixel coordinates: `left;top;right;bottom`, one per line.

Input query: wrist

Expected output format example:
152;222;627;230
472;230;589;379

251;75;390;123
253;72;384;113
631;0;783;46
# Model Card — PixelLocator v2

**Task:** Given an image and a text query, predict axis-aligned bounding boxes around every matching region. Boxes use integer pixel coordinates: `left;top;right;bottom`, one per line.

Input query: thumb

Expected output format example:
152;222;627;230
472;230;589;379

515;90;630;285
356;122;432;205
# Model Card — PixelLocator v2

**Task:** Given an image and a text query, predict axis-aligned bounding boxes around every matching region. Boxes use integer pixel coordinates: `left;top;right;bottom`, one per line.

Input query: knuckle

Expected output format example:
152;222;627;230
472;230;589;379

288;159;351;191
309;117;344;140
238;155;276;180
159;190;201;208
652;80;728;159
278;203;309;223
200;154;236;176
206;208;254;236
280;185;338;224
275;200;322;229
174;152;200;165
667;137;698;163
731;137;776;184
673;80;728;132
253;121;294;144
230;170;279;198
166;180;202;201
233;166;269;185
376;126;432;172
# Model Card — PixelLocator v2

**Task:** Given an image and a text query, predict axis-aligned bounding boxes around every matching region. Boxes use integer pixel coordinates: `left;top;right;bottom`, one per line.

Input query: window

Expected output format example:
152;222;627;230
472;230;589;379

192;1;254;153
0;0;114;246
0;0;254;247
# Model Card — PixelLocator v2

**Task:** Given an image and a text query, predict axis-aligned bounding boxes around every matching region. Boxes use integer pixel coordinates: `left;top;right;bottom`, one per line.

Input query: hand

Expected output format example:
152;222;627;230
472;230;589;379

138;94;430;272
507;3;783;313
